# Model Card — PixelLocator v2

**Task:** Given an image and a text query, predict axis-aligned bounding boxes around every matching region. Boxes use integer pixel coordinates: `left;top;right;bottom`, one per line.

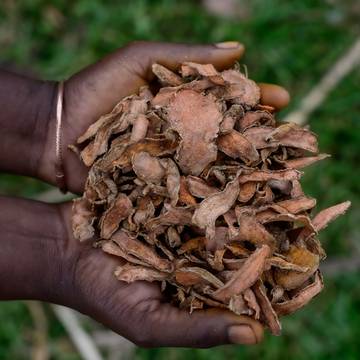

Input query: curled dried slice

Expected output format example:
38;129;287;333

265;123;318;153
177;237;205;255
80;117;117;166
234;207;275;248
132;151;165;184
130;114;149;143
297;201;351;243
167;227;182;248
186;176;219;199
266;256;309;272
181;62;224;85
78;111;118;144
217;130;259;164
276;196;316;214
238;181;257;202
192;175;240;243
102;241;148;267
115;263;169;283
152;63;183;86
253;280;282;336
191;291;227;308
133;197;155;226
239;169;302;184
229;294;252;316
243;288;261;319
212;245;271;303
207;248;226;271
278;154;330;169
166;89;222;175
72;198;96;241
243;125;318;153
100;194;133;239
111;230;173;272
99;135;178;171
161;158;181;206
146;205;193;232
221;69;260;107
274;245;319;290
273;271;324;316
179;176;197;205
238;110;275;131
174;267;224;288
312;201;351;232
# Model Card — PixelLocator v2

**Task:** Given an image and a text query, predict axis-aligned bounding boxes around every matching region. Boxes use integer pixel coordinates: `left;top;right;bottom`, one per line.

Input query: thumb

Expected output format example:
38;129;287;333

125;40;245;80
68;40;244;106
131;302;263;348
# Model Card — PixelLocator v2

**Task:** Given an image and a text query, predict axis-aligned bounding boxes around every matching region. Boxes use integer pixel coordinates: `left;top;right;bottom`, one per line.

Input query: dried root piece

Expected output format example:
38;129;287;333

192;175;240;244
212;245;271;302
72;198;96;241
273;271;324;316
72;61;350;336
217;130;259;165
115;263;169;283
253;280;282;336
100;194;133;239
166;89;222;175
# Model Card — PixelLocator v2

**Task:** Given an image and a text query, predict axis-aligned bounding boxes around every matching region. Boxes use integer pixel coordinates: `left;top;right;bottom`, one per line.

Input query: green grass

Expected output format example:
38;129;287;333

0;0;359;359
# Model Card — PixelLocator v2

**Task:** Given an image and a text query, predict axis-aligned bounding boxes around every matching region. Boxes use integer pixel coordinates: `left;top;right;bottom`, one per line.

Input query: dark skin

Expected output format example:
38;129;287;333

0;41;290;347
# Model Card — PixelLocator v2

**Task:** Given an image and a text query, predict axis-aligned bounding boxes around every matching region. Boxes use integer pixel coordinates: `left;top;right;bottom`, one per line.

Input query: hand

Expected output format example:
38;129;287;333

56;201;263;347
41;41;290;193
0;194;262;348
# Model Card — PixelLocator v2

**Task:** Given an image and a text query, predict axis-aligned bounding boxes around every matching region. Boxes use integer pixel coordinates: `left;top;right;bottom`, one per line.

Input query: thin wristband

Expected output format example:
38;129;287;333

55;81;67;193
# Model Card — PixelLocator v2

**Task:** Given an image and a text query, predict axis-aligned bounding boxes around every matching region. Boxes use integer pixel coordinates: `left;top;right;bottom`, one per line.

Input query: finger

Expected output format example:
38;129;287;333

67;41;244;130
258;83;290;111
127;41;245;80
137;303;263;348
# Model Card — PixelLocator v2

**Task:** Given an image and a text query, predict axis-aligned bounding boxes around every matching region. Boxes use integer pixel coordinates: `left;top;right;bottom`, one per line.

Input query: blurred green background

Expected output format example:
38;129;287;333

0;0;359;359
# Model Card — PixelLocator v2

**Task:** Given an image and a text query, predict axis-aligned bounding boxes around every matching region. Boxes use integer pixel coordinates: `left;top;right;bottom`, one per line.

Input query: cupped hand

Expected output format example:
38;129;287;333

57;202;263;348
44;41;289;193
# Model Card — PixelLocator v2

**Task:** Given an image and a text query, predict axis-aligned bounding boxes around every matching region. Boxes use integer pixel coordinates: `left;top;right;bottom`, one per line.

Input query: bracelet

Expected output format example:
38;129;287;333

55;81;68;193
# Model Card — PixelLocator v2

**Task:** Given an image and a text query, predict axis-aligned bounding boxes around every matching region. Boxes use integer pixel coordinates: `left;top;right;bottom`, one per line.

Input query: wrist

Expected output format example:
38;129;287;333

40;80;89;194
0;70;57;179
0;197;71;303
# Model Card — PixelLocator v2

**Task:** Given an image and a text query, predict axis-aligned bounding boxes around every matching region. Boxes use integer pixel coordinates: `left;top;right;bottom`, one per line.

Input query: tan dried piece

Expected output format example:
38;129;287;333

186;176;219;199
132;151;165;184
100;194;133;239
192;176;240;243
72;61;350;336
217;130;259;165
72;198;96;241
253;280;282;336
174;267;224;288
115;263;169;283
312;201;351;232
212;245;271;302
152;63;183;86
221;70;260;107
273;271;324;316
112;230;173;273
274;246;319;290
166;89;222;175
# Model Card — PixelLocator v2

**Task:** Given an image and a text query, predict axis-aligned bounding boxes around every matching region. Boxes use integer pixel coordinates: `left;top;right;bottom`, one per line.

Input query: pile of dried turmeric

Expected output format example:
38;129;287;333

72;62;350;335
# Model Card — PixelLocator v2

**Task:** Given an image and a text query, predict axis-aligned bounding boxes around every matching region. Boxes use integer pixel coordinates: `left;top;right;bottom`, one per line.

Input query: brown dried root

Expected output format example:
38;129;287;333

72;61;350;336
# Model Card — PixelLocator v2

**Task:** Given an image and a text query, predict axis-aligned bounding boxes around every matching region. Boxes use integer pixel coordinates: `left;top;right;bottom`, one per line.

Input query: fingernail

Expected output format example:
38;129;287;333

228;325;257;345
215;41;241;49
